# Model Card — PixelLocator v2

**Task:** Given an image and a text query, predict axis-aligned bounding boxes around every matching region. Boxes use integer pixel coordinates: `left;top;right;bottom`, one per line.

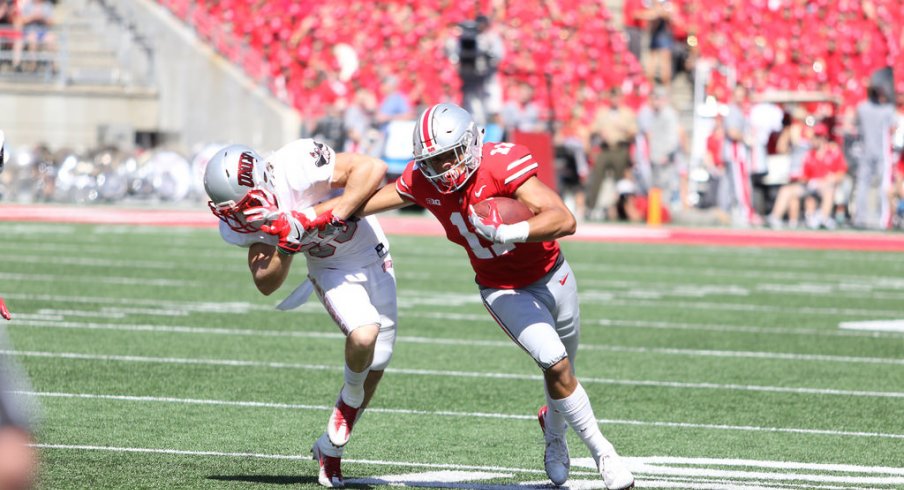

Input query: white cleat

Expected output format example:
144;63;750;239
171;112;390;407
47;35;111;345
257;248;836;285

599;453;635;490
312;440;344;488
538;405;570;486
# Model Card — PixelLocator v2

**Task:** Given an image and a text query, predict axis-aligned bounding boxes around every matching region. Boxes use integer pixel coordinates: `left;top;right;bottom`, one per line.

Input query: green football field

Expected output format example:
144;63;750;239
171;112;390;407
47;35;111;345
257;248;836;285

1;222;903;489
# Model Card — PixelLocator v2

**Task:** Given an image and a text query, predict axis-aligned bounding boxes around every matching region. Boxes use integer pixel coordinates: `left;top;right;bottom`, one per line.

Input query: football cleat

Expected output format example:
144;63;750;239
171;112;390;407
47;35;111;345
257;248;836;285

599;453;635;490
538;405;570;486
327;396;360;447
312;440;344;488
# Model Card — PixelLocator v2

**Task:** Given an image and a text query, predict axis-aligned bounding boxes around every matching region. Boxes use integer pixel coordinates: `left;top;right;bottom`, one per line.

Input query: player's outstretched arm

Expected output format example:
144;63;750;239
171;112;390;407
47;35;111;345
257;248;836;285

328;153;388;220
513;176;577;242
247;243;293;296
308;181;413;218
358;182;413;216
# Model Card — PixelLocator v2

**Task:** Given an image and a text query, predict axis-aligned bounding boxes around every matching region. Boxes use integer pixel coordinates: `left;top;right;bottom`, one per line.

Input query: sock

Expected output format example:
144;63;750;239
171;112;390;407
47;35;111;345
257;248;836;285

548;383;615;463
340;364;368;408
543;386;568;437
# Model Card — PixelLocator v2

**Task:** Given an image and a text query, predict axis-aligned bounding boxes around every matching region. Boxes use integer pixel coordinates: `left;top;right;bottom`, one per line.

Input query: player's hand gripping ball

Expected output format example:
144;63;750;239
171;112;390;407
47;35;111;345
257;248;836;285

471;197;534;224
469;197;534;243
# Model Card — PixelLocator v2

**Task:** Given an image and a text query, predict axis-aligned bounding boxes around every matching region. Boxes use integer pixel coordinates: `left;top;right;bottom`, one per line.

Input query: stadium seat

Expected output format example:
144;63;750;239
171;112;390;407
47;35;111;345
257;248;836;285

153;0;647;121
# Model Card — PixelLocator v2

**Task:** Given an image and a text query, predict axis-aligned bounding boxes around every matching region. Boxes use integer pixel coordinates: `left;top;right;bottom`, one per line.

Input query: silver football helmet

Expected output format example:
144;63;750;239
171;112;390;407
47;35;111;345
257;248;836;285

412;103;483;193
203;144;273;232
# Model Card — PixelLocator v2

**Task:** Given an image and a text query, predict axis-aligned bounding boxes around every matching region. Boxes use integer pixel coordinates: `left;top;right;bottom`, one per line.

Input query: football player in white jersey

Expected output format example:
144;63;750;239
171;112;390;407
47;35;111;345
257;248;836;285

203;140;396;488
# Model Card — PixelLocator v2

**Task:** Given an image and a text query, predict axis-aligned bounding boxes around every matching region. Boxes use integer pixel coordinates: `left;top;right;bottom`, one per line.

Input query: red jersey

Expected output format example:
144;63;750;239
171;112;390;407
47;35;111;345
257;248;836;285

802;144;847;181
706;128;724;169
396;142;560;289
623;0;647;29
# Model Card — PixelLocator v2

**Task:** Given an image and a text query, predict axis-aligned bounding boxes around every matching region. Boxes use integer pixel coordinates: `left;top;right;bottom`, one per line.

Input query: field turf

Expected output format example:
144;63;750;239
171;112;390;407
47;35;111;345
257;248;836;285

1;222;902;489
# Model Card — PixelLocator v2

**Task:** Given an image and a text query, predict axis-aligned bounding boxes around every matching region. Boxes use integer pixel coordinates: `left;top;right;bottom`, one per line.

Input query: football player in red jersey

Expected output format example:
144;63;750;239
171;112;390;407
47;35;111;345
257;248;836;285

352;103;635;489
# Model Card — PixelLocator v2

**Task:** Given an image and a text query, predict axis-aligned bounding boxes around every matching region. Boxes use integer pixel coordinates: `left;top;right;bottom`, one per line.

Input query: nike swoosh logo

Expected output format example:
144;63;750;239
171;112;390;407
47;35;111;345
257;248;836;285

559;273;569;286
475;185;487;198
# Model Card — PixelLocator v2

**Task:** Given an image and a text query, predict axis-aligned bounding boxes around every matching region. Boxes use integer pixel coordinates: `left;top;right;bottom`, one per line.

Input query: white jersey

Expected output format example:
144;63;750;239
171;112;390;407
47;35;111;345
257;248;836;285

219;139;390;270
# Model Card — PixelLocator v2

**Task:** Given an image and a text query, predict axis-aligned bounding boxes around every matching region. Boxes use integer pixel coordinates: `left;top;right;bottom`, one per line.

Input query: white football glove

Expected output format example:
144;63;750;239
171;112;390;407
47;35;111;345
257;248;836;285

468;204;530;244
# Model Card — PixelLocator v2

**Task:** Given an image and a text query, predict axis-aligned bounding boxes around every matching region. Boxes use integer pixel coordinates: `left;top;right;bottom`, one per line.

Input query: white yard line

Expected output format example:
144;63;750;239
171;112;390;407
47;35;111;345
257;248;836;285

5;240;904;282
1;293;268;313
0;291;891;337
595;318;902;338
4;350;903;398
631;457;904;475
0;249;851;274
4;223;904;267
0;272;202;288
590;296;904;318
570;262;904;285
839;320;904;333
581;279;904;302
6;288;902;318
0;254;246;272
10;250;904;302
29;444;904;489
9;318;904;366
18;391;904;440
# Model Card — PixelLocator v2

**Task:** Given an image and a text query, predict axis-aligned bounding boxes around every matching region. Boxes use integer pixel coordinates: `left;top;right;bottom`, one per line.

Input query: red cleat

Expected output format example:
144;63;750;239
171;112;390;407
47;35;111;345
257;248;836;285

0;297;10;321
312;441;344;488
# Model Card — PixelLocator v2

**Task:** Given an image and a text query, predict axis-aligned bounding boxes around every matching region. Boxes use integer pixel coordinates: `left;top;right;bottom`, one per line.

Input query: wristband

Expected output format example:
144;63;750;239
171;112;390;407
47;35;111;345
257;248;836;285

495;221;530;244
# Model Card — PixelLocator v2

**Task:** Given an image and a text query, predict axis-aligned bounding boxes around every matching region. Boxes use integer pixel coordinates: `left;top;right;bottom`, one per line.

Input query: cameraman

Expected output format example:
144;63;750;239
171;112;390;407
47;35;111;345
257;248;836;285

446;14;504;125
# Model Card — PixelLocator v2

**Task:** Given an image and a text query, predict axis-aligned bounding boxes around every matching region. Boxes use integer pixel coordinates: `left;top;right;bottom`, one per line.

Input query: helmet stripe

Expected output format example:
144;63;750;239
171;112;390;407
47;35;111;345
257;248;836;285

421;105;435;151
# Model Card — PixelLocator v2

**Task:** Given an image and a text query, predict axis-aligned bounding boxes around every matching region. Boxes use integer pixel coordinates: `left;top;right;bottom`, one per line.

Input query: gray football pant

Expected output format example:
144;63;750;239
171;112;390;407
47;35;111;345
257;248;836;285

479;256;580;371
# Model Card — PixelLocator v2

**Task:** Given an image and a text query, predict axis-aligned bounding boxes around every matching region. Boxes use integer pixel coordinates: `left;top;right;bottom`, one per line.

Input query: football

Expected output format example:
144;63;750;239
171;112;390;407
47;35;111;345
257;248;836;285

472;196;534;224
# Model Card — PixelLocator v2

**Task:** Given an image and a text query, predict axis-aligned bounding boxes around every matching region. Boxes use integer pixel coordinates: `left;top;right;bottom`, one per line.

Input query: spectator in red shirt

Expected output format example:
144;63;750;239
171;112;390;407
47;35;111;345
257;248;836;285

623;0;650;62
801;124;847;229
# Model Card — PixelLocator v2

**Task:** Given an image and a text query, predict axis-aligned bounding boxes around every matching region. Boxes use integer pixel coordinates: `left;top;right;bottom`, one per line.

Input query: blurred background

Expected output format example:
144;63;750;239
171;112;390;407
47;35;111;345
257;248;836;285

1;0;902;230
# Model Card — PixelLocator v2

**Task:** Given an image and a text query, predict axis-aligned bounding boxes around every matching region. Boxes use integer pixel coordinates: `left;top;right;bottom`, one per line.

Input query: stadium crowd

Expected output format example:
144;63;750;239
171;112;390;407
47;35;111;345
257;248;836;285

0;0;56;74
2;0;899;231
147;0;903;230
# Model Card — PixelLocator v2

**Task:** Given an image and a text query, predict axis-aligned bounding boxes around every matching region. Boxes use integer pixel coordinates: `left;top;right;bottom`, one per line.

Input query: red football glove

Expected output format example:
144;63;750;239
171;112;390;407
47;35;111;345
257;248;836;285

241;188;280;225
260;211;312;255
0;296;11;321
308;209;346;232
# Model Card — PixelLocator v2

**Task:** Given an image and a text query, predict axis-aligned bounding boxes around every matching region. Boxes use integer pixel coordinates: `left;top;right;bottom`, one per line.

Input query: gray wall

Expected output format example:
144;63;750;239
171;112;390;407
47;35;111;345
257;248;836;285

0;0;300;153
121;0;301;153
0;84;158;150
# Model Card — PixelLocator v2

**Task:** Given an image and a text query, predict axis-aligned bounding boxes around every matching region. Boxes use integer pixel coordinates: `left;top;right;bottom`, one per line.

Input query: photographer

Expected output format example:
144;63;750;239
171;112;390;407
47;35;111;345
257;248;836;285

446;14;504;125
